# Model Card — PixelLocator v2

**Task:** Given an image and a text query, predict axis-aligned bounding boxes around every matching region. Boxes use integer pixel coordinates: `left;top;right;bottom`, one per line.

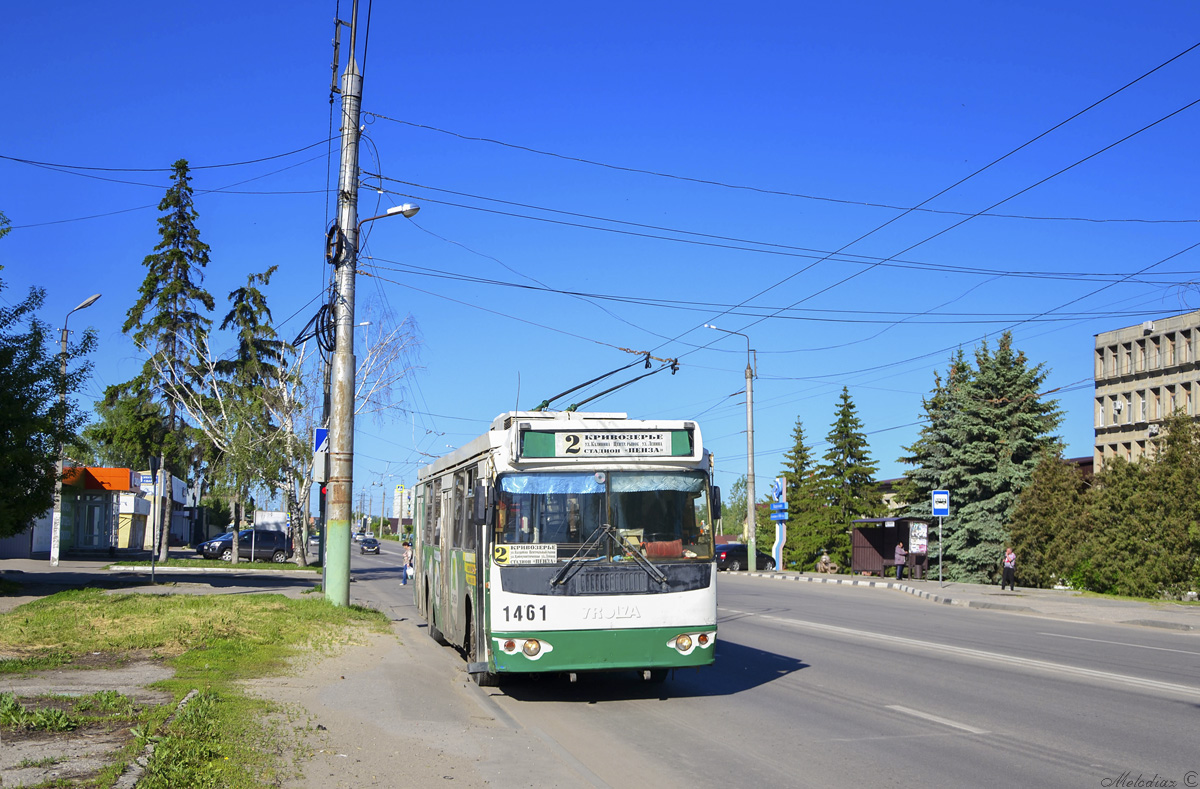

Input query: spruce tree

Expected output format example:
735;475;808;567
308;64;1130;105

940;333;1062;583
122;159;215;558
897;351;971;574
821;387;884;565
779;418;835;569
123;158;215;472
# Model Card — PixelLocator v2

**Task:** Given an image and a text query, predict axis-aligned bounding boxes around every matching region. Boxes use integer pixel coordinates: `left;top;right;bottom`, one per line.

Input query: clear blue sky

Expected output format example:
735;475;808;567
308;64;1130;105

4;1;1199;511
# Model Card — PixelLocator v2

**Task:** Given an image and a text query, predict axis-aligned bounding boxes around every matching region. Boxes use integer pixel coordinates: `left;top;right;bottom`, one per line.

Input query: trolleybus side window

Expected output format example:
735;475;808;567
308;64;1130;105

430;478;442;546
451;471;466;549
463;466;478;551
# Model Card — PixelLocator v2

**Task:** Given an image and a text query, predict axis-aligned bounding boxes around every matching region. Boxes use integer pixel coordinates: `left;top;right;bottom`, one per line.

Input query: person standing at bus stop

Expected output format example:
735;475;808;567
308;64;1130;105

894;541;907;581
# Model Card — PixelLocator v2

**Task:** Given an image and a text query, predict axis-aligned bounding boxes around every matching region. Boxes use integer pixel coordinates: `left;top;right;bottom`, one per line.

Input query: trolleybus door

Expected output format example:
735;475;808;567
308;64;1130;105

436;487;453;630
469;484;490;671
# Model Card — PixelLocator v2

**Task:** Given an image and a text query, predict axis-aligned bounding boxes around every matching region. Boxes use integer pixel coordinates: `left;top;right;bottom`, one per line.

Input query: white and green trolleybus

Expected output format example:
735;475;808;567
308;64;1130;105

413;411;721;685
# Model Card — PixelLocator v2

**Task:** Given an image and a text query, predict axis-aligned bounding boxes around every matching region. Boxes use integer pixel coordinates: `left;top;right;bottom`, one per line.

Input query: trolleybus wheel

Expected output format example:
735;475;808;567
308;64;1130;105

465;608;499;687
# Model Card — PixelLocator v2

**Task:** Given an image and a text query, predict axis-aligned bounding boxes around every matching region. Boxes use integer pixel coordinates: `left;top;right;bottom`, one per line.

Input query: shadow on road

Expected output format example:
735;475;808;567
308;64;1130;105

496;639;807;703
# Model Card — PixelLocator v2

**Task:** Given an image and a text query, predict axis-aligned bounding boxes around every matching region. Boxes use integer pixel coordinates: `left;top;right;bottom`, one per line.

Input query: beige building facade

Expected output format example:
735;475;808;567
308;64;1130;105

1094;311;1200;468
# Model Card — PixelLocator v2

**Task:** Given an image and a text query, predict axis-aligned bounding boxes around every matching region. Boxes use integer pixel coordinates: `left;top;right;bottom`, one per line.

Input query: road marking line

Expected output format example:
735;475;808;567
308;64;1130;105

885;705;990;734
720;607;1200;701
1039;632;1200;656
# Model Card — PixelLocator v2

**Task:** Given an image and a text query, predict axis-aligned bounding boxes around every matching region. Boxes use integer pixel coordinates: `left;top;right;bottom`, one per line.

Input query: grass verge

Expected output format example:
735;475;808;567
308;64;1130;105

0;588;388;788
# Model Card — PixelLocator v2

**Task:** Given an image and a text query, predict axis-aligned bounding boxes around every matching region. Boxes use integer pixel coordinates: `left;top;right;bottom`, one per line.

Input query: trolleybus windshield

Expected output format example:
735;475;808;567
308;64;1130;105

495;471;714;562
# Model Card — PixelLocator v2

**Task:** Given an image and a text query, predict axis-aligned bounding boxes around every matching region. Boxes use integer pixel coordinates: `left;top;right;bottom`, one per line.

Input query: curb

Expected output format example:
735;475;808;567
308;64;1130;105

743;571;1195;631
107;565;318;577
745;571;968;606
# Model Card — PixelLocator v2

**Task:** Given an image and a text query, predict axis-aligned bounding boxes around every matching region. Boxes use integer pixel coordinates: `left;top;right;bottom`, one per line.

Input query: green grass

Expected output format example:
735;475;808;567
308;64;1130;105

0;588;388;788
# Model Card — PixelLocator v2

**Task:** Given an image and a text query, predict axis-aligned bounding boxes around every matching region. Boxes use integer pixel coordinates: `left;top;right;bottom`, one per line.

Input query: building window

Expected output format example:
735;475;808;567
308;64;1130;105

1139;391;1147;421
1123;392;1132;424
1095;348;1105;379
1167;333;1177;366
1167;385;1177;415
1151;388;1161;420
1125;343;1135;375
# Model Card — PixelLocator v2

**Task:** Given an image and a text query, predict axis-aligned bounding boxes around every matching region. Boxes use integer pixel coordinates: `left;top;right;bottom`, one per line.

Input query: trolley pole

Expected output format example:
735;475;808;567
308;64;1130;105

326;2;363;607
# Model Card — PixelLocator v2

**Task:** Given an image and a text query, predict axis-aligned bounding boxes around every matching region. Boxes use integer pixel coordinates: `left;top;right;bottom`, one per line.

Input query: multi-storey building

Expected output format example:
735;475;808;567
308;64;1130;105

1093;311;1200;468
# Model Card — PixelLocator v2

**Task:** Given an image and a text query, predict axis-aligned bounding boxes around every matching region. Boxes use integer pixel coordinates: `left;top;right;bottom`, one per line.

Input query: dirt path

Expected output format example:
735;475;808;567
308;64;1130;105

247;620;597;789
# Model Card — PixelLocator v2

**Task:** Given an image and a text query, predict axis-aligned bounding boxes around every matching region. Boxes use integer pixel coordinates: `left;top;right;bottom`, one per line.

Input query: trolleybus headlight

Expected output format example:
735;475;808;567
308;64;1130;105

667;631;716;656
522;639;542;657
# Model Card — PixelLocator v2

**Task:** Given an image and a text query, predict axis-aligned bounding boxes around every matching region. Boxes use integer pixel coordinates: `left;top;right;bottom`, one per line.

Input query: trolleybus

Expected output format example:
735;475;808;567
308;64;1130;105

413;411;721;684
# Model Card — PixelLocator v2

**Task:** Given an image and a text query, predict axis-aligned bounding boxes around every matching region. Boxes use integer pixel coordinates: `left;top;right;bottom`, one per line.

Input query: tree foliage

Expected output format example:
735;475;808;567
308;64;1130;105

1007;446;1087;589
779;418;838;569
1028;413;1200;597
901;333;1062;583
122;159;215;482
0;211;98;537
820;387;884;562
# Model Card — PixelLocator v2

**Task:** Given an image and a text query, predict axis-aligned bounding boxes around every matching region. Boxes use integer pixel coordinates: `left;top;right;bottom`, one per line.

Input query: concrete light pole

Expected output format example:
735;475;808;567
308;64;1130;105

324;0;421;606
51;293;101;567
704;324;756;571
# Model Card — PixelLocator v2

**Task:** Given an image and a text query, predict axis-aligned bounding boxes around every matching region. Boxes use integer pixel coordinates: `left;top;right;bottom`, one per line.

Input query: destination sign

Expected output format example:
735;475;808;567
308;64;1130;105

493;544;558;565
521;429;693;459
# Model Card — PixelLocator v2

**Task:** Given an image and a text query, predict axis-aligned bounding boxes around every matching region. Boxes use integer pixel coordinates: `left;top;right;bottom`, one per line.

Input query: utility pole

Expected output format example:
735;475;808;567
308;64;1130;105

326;0;363;607
745;351;756;571
704;324;756;570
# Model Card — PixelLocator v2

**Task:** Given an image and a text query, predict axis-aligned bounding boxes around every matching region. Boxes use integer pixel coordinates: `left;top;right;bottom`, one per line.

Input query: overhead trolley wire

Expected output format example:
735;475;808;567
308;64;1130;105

364;40;1200;225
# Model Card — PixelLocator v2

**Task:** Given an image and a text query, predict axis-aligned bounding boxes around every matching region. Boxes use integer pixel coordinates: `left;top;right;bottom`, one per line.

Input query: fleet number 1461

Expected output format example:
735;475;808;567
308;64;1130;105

502;604;547;622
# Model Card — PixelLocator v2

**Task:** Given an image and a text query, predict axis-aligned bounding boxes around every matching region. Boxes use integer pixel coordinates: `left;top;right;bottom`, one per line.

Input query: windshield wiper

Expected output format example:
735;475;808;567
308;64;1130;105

551;523;612;586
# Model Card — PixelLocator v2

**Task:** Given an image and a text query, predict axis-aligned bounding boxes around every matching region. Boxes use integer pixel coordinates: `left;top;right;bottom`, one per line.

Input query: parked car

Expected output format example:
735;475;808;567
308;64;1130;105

196;529;292;563
359;537;381;555
308;533;321;554
714;543;775;572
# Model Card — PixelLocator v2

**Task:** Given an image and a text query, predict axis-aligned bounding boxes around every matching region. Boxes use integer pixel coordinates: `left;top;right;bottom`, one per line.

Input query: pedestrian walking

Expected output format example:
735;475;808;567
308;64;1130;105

1002;546;1016;591
894;541;907;582
401;541;413;586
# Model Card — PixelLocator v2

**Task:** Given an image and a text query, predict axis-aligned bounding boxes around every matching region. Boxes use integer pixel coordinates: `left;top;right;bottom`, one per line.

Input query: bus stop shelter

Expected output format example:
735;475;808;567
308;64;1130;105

850;517;930;579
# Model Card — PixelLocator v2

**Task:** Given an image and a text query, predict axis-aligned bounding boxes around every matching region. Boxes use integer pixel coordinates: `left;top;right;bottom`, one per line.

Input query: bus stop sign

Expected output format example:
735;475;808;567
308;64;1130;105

932;490;950;517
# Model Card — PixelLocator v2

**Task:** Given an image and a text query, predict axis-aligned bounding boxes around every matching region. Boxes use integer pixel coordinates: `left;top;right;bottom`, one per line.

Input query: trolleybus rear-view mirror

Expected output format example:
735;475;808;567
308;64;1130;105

711;486;722;520
473;484;493;525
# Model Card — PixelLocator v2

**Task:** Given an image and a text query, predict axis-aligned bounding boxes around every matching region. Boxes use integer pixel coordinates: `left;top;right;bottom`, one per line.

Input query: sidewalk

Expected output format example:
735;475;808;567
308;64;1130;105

747;569;1200;632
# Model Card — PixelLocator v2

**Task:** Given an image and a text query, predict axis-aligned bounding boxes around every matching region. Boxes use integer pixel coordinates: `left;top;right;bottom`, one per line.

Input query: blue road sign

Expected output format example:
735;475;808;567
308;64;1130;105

932;490;950;517
314;428;329;453
770;511;789;521
770;502;788;511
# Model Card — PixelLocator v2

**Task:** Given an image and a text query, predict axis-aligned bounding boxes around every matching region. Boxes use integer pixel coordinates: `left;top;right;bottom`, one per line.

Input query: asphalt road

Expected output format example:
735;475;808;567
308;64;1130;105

343;546;1200;789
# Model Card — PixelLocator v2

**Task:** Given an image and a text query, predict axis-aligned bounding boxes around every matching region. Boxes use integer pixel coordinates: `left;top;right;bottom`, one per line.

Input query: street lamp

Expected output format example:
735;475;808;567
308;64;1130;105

326;202;421;606
704;324;757;571
52;293;102;567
